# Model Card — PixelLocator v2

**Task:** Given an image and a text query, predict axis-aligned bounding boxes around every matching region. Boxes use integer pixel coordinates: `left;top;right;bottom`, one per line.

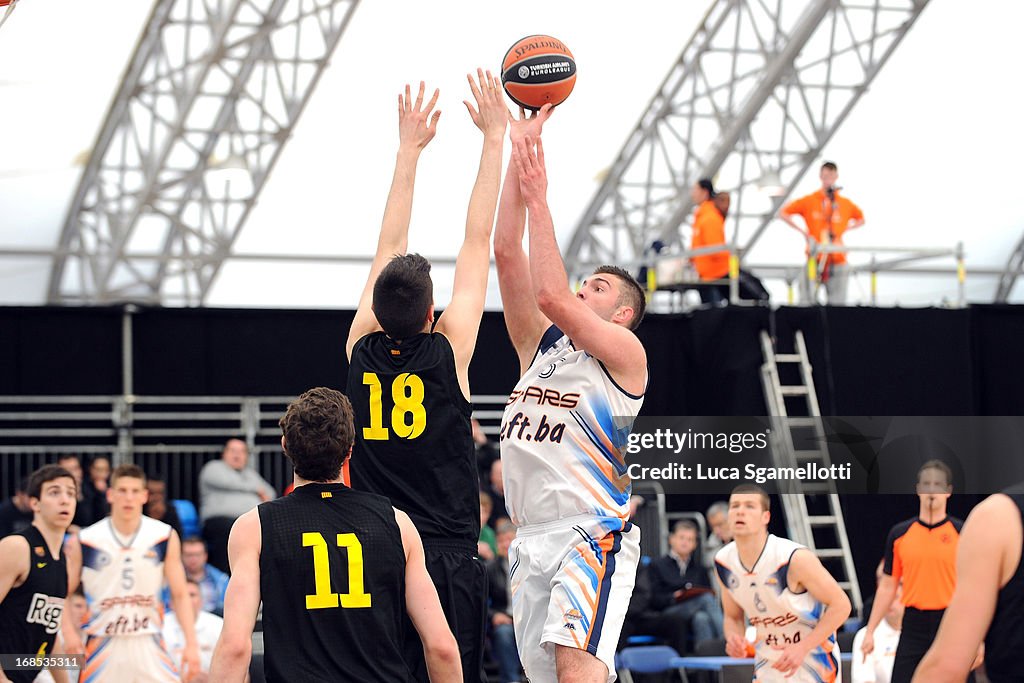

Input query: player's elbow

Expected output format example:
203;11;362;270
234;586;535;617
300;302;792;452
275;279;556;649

534;285;568;318
830;590;852;622
424;631;460;670
218;632;252;663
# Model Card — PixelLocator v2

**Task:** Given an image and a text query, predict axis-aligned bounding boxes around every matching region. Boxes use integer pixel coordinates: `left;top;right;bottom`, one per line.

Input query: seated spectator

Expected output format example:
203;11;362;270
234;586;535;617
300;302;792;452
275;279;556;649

163;578;223;681
617;559;692;659
0;477;33;537
703;501;732;572
484;458;507;529
853;561;903;683
57;454;102;528
143;476;184;539
479;490;497;561
487;519;523;683
83;455;111;521
650;520;724;646
199;438;275;573
181;537;229;616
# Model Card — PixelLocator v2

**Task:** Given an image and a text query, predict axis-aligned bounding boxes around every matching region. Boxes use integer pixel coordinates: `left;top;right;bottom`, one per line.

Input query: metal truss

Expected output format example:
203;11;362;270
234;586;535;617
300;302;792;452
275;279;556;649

994;228;1024;302
48;0;360;305
564;0;930;274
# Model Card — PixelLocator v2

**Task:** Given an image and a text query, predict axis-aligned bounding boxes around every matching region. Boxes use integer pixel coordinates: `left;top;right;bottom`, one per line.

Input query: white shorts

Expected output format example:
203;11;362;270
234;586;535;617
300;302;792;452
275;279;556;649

753;643;842;683
81;634;179;683
509;515;640;683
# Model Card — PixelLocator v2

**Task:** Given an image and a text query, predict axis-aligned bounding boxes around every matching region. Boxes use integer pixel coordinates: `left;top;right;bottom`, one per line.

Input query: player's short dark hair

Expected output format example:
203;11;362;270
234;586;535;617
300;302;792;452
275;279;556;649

821;161;838;172
731;484;770;511
918;459;953;487
279;387;355;483
111;463;148;486
372;253;433;340
27;465;77;500
671;519;699;536
594;265;646;330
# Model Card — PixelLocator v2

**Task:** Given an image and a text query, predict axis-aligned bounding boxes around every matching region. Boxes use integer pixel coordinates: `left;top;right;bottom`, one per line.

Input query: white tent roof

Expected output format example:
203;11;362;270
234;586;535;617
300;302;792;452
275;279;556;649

2;0;1023;308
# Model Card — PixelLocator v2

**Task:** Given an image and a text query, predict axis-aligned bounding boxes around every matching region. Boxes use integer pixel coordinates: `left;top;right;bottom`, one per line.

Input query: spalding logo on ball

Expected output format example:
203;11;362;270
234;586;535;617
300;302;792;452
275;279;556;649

501;35;576;111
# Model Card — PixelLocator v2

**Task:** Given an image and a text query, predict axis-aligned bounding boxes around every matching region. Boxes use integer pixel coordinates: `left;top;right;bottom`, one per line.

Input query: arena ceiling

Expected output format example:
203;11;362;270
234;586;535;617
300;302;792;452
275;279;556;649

1;0;1023;309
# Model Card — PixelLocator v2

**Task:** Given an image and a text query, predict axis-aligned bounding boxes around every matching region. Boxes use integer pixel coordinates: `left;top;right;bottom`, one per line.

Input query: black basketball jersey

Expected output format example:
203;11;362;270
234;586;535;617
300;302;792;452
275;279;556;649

0;525;67;683
258;482;410;683
347;332;479;545
984;483;1024;682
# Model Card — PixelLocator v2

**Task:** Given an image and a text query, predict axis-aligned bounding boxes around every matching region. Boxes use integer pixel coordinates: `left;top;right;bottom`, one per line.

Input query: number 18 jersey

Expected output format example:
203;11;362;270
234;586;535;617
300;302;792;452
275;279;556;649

347;332;478;545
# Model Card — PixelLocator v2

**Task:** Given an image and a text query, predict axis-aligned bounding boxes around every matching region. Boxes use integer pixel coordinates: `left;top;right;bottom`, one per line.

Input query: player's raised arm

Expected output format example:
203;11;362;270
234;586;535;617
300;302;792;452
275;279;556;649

395;509;462;683
493;105;555;374
210;510;262;683
912;494;1015;681
347;82;441;360
512;135;647;396
434;69;508;398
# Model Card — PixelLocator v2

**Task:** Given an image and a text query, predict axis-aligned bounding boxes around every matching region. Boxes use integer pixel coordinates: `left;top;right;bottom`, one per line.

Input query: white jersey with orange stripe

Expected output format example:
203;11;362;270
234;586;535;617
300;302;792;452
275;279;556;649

79;516;172;638
500;325;645;529
715;534;843;683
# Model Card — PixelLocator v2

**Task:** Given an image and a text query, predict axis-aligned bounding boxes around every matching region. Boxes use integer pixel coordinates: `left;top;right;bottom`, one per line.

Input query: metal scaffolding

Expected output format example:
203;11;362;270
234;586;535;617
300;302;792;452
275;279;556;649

994;228;1024;303
564;0;930;275
48;0;360;305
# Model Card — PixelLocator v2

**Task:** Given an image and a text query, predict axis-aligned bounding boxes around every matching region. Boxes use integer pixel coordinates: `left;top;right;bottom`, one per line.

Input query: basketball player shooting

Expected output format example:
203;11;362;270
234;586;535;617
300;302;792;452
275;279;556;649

496;122;647;682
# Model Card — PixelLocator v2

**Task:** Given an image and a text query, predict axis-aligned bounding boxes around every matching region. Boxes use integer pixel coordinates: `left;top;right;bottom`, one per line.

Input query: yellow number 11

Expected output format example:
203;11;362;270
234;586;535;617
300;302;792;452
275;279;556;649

303;532;372;610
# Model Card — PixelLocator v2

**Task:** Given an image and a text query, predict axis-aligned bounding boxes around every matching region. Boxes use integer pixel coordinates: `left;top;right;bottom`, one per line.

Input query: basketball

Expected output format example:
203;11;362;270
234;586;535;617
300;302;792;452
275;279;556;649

500;35;576;111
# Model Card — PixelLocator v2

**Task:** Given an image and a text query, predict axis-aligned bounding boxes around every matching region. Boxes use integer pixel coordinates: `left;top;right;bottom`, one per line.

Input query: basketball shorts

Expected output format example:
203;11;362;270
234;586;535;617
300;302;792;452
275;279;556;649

510;515;640;683
81;633;179;683
402;539;488;683
752;643;842;683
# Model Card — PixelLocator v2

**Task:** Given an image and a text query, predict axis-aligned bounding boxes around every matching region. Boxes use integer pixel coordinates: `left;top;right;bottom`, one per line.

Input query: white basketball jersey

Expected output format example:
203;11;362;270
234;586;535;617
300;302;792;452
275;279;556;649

501;326;644;528
715;534;842;682
79;516;172;637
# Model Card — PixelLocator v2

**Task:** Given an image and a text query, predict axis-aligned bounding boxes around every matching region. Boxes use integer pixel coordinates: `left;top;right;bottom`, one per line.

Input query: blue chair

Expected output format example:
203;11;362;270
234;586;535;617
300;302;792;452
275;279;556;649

172;499;200;539
615;645;690;683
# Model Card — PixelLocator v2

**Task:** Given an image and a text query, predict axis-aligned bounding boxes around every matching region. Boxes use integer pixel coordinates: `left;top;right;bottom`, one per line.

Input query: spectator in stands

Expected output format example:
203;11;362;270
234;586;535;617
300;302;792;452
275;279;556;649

163;578;223;681
703;500;732;571
143;476;183;539
618;559;693;659
0;477;32;537
487;519;522;683
484;458;507;529
473;418;499;483
180;536;229;616
778;161;865;304
57;454;101;527
83;455;111;521
853;560;903;683
650;520;724;646
199;438;275;573
478;490;497;561
689;178;730;304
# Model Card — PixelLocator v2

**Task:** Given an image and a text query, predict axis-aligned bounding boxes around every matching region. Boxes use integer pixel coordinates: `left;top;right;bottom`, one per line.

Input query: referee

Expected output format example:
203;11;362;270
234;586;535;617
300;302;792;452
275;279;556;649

861;460;975;682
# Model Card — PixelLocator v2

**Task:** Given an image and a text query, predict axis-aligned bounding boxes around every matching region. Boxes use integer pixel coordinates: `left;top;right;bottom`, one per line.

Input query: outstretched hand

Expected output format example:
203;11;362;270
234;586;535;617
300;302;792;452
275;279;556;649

511;135;548;206
463;68;509;138
509;103;554;144
398;81;441;151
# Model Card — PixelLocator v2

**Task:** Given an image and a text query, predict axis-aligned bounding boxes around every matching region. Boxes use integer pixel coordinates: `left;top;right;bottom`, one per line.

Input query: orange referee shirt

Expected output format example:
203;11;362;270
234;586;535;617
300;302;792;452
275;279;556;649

883;516;963;611
780;189;864;265
691;200;729;280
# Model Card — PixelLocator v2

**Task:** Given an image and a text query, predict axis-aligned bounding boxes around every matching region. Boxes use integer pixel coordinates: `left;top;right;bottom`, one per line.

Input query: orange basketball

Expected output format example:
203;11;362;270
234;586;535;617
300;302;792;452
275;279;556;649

500;35;576;111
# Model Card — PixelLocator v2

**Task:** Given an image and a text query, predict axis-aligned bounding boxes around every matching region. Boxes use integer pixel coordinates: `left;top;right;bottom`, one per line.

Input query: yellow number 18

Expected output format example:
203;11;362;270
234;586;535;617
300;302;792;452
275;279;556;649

362;372;427;440
303;532;372;610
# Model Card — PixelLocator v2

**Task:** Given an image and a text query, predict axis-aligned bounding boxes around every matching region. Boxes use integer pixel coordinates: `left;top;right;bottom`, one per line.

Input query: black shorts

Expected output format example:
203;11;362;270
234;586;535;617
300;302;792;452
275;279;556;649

402;539;488;683
891;607;975;683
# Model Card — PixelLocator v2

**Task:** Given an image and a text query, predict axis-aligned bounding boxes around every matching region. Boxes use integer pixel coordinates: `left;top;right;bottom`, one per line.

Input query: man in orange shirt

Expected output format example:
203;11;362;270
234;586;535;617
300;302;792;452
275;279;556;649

860;460;976;683
690;178;730;304
779;161;864;304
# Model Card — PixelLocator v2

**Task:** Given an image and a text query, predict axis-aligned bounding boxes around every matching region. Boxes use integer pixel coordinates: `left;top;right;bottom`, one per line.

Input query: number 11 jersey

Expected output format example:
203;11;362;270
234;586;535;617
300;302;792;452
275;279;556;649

258;483;408;682
347;332;478;545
